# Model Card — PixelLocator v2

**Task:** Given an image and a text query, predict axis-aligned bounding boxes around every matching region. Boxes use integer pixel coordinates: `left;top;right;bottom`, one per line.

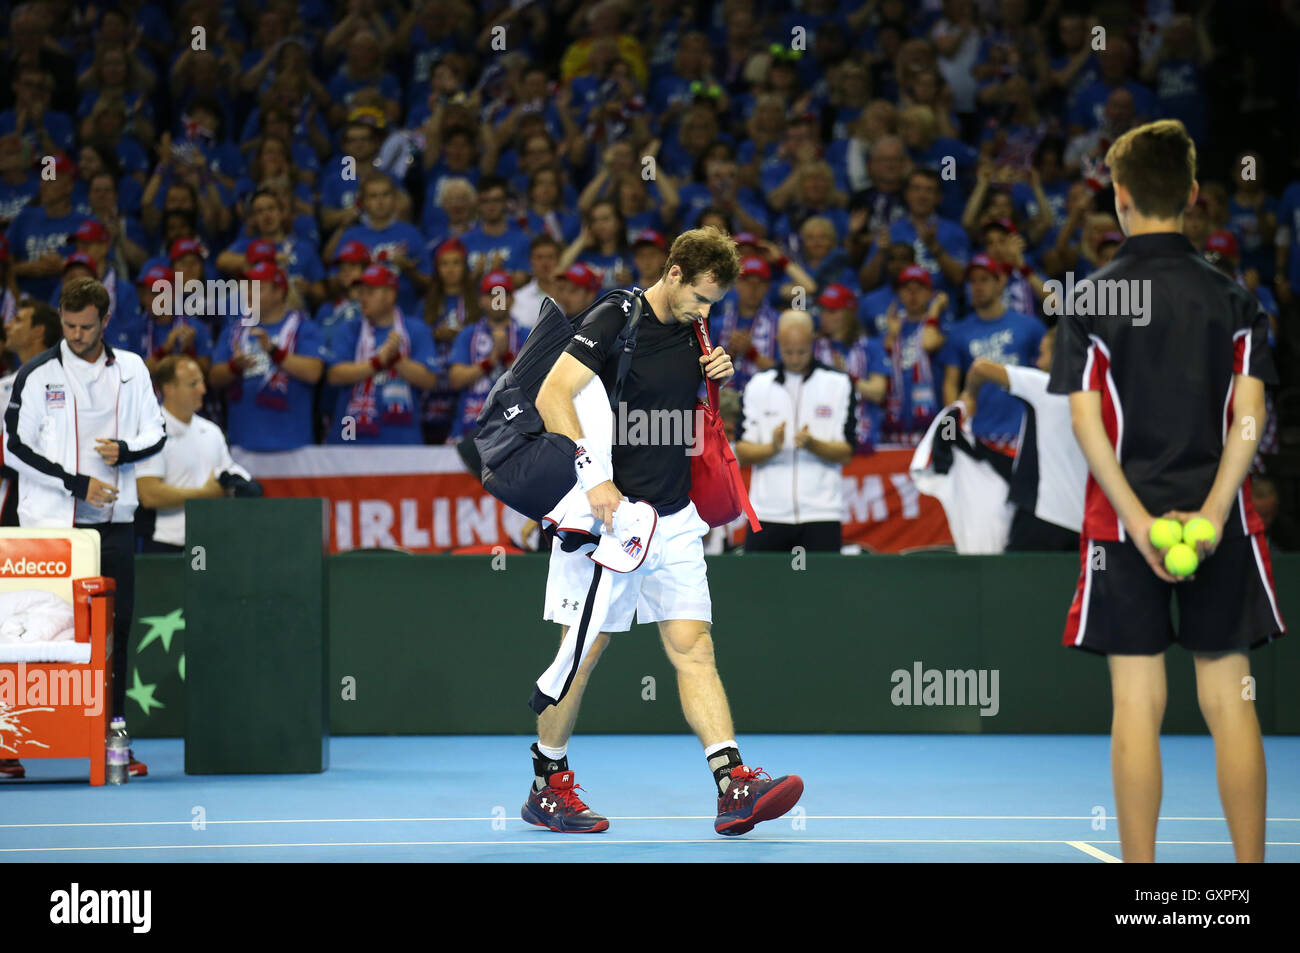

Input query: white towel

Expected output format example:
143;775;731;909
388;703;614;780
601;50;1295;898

0;590;75;643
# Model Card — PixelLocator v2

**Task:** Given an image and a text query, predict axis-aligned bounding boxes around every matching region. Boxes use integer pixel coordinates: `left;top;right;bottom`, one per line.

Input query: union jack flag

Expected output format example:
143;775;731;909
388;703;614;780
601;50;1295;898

622;536;642;558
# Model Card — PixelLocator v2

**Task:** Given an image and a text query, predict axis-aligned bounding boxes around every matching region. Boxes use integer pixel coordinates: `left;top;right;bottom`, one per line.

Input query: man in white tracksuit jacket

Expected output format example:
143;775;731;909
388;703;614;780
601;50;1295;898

4;277;166;776
736;310;855;551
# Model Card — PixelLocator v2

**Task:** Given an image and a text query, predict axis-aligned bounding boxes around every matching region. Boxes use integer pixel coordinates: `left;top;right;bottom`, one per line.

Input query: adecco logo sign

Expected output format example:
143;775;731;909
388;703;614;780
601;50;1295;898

0;539;73;577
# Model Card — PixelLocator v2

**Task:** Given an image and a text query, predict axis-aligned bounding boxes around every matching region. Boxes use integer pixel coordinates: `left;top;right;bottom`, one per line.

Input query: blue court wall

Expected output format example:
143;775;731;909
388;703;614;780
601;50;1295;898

126;552;1300;737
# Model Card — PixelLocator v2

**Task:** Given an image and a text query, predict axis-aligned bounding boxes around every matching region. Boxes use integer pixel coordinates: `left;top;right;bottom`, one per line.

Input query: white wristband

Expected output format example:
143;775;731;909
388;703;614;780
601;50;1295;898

574;439;612;492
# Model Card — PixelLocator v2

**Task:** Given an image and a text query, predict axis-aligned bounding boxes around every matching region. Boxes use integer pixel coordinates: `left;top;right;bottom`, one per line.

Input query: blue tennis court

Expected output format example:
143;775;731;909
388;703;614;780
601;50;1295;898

3;734;1297;862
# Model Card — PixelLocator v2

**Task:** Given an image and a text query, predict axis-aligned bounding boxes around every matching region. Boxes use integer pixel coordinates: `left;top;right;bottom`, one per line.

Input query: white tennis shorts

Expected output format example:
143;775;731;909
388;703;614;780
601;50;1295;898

543;500;712;632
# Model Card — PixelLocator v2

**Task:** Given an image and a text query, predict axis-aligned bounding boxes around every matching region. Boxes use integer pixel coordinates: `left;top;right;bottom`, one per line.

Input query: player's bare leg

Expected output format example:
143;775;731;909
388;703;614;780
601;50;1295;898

658;618;803;834
1193;651;1265;862
523;628;613;833
1108;654;1166;862
657;619;734;745
537;628;611;748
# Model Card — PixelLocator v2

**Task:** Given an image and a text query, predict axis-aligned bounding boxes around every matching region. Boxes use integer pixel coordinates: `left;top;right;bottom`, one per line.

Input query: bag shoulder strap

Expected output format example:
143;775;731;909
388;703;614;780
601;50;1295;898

689;316;720;417
607;288;644;411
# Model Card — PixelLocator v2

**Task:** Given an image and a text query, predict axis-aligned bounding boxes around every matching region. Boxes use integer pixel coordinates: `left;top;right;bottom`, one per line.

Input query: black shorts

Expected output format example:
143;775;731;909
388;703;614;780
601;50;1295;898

1062;533;1286;655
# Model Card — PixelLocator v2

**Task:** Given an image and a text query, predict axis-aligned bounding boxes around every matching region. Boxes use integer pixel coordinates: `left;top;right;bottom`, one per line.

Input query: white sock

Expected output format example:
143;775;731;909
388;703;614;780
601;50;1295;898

703;739;738;758
536;741;567;760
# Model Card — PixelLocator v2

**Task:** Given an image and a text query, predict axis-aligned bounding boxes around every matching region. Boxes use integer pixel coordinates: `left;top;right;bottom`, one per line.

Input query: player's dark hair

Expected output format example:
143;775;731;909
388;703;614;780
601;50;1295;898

27;302;62;348
1105;119;1197;221
665;226;741;289
59;276;111;322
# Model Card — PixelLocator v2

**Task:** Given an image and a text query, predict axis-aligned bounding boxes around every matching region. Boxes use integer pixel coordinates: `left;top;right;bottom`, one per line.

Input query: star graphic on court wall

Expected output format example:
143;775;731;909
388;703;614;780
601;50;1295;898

178;654;185;682
126;669;163;716
136;608;185;653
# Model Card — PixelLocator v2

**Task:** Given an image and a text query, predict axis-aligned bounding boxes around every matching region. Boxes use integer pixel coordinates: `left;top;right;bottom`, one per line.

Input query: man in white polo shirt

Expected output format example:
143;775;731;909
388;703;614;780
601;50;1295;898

136;355;252;553
4;276;166;777
959;325;1086;550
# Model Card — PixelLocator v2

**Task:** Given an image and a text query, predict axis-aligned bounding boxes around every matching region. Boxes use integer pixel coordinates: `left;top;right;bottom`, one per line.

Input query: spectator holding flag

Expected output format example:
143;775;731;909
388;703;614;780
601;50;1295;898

815;284;888;453
210;263;326;453
325;264;441;445
447;270;525;440
881;265;949;443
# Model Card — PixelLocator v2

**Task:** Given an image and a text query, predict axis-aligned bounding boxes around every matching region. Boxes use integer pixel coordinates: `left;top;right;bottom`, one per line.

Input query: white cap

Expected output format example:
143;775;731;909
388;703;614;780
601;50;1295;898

590;500;658;573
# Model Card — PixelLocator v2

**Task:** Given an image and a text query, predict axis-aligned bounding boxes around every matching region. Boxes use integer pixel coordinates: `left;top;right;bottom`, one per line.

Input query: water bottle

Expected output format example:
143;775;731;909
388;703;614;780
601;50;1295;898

106;717;130;785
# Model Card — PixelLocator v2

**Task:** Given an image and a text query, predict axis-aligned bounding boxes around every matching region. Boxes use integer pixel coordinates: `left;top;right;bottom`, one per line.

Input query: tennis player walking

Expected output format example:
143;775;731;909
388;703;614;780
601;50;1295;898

1049;120;1284;862
522;226;804;835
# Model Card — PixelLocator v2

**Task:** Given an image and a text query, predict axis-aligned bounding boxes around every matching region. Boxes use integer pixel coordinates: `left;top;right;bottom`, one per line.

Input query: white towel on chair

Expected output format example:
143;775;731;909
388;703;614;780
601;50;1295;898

0;589;75;643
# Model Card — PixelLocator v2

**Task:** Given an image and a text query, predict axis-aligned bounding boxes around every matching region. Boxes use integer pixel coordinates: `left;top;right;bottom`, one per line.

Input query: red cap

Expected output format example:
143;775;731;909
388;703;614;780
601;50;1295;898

632;228;666;250
480;270;513;294
169;237;207;262
355;263;399;288
897;264;933;288
739;256;771;281
246;239;277;264
965;253;1002;279
984;217;1017;234
245;261;288;291
335;240;371;264
137;264;173;287
50;153;76;178
558;262;601;291
434;238;467;260
733;231;761;248
817;283;857;310
64;251;97;273
0;235;8;262
71;219;110;244
1204;229;1239;259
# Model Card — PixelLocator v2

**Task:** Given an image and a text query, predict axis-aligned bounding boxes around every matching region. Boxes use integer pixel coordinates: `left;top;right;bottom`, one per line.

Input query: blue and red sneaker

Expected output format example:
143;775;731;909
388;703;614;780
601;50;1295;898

522;770;609;833
714;765;804;836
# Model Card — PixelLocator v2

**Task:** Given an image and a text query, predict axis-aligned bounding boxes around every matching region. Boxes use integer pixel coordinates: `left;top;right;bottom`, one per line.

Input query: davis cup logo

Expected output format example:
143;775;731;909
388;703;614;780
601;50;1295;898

622;536;642;558
0;539;72;577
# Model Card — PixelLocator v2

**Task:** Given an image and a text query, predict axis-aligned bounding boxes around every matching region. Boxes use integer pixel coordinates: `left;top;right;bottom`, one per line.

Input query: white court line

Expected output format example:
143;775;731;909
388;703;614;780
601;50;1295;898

3;815;1296;829
1066;841;1122;863
2;839;1298;854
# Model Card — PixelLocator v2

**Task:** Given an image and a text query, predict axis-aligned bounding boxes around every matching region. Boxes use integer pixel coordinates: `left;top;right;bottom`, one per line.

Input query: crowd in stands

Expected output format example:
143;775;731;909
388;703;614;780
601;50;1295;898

0;0;1298;545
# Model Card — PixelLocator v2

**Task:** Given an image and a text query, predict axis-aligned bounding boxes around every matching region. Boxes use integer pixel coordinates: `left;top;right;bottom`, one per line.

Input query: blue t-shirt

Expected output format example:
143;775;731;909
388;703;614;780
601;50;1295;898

0;173;38;225
326;313;441;445
459;223;533;276
1069;80;1157;131
225;235;325;286
888;216;971;298
939;310;1045;443
328;69;404;113
135;315;215;361
214;312;328;452
0;109;75;155
1153;59;1206;146
1279;183;1300;289
7;205;86;300
320;159;395;215
336;221;431;316
814;335;889;450
447;318;527;438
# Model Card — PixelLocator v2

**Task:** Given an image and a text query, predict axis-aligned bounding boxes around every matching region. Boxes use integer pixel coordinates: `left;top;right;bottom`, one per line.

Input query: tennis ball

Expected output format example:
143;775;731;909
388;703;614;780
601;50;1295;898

1165;543;1198;577
1183;517;1217;547
1149;518;1182;550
